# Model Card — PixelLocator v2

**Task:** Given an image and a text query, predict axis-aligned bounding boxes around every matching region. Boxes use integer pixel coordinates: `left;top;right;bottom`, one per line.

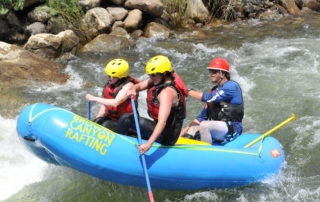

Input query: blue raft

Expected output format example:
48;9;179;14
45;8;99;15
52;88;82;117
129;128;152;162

16;103;285;190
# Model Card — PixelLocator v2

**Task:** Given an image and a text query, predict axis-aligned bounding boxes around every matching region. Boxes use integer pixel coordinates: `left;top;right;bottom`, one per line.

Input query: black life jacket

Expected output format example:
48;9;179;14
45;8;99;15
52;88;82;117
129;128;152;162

207;85;244;123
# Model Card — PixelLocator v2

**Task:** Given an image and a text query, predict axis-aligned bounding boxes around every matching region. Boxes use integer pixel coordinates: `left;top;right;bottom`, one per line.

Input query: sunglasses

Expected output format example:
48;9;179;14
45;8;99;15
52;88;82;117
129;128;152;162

209;69;219;74
148;73;160;78
108;76;118;80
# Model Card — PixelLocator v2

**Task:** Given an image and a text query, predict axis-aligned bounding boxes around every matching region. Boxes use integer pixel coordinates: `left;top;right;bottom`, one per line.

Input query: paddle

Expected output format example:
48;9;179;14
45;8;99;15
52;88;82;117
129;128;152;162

87;101;91;120
130;98;155;202
244;113;296;148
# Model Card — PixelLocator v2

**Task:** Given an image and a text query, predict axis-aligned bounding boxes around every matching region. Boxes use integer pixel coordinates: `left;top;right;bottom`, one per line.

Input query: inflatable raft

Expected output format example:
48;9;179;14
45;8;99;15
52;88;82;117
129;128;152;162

17;103;285;190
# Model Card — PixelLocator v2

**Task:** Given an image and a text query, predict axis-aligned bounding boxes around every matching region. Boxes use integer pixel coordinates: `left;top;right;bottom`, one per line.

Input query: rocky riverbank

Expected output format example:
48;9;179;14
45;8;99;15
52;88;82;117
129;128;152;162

1;0;320;117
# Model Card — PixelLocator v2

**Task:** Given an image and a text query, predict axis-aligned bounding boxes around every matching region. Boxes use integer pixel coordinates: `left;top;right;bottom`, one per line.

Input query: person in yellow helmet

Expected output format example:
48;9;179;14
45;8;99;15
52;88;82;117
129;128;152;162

116;55;188;154
85;58;139;130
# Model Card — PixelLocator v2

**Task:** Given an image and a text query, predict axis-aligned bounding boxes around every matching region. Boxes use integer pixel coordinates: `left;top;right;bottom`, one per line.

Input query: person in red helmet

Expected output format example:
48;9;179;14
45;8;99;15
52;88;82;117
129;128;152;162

180;58;244;144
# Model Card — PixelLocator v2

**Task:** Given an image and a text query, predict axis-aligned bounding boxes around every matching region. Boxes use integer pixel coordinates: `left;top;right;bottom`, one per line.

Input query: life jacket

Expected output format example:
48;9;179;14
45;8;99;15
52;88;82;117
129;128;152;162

146;73;187;145
207;83;244;142
146;73;187;121
103;76;139;120
207;84;244;123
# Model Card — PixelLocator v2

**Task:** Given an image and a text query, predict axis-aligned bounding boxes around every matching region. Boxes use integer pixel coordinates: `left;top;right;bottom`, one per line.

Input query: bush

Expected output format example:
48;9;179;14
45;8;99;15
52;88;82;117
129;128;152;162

0;0;24;15
46;0;84;24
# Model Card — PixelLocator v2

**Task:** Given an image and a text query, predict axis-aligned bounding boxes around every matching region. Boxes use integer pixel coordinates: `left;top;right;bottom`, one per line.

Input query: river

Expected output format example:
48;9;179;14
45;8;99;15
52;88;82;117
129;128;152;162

1;15;320;201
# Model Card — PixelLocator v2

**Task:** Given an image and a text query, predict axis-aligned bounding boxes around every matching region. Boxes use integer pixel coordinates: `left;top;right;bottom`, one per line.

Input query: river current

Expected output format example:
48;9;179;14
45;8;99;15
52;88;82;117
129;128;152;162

1;15;320;201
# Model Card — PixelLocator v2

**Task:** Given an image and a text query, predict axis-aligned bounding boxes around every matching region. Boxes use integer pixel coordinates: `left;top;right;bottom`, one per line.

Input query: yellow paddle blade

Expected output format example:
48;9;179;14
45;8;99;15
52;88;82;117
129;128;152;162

176;137;211;146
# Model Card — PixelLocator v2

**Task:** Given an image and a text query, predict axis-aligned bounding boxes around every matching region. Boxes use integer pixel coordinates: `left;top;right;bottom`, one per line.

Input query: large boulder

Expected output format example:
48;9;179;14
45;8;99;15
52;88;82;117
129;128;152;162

0;42;68;87
25;22;47;35
107;7;129;21
24;30;79;59
81;34;134;53
302;0;320;11
0;42;69;117
144;22;171;38
27;5;53;23
186;0;210;23
124;0;164;17
79;0;101;11
80;7;115;40
124;9;143;31
281;0;302;15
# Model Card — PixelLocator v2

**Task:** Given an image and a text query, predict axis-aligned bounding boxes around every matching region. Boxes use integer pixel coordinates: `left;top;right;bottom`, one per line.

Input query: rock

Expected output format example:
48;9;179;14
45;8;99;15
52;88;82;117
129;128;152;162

301;6;320;14
186;0;210;23
47;16;72;34
81;7;114;40
124;9;143;31
25;22;47;35
79;0;101;11
0;42;68;87
0;19;9;41
125;0;164;17
107;7;128;21
110;0;125;5
302;0;320;11
81;34;134;53
258;8;283;21
23;0;42;9
0;41;69;118
110;27;129;38
130;29;144;39
112;21;125;30
281;0;302;16
24;33;61;58
24;30;79;59
7;32;28;44
27;5;53;23
57;30;80;54
6;10;22;30
144;22;171;38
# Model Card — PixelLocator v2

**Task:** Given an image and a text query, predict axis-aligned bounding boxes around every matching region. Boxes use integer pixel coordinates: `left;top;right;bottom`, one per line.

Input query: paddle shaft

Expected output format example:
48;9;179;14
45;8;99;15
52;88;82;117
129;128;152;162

244;114;296;148
130;99;155;202
87;101;91;120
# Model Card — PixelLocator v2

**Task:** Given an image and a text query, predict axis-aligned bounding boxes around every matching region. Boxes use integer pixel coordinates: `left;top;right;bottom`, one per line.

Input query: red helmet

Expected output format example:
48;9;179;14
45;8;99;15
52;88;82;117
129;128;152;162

207;58;230;72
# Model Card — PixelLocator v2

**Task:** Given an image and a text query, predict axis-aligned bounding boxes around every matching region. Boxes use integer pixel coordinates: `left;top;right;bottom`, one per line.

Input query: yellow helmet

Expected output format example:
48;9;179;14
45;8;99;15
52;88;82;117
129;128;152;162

145;55;172;74
104;59;129;78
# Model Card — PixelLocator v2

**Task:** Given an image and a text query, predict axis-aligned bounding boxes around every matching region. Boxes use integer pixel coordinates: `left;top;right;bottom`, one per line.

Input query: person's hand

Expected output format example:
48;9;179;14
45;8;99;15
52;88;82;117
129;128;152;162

127;85;137;98
138;142;152;155
179;126;190;137
85;94;95;101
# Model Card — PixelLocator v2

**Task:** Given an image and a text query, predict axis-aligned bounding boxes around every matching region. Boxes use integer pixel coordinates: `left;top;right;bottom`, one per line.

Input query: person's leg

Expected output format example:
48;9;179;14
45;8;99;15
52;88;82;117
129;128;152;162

100;120;118;131
199;121;228;144
182;125;200;139
115;113;156;139
138;117;155;140
114;113;135;135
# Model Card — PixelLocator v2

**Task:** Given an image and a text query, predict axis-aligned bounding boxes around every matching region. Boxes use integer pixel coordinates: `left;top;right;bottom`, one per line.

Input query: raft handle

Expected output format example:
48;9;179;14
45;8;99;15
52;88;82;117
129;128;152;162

24;136;36;142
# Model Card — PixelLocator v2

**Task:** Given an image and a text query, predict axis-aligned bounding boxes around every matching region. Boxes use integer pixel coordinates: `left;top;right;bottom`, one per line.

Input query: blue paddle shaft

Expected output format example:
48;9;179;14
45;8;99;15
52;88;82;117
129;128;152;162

87;101;91;121
130;99;154;202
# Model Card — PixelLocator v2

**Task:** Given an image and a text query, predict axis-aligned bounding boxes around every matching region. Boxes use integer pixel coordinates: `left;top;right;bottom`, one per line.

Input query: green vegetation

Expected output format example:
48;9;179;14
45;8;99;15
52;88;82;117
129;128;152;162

0;0;24;15
46;0;84;24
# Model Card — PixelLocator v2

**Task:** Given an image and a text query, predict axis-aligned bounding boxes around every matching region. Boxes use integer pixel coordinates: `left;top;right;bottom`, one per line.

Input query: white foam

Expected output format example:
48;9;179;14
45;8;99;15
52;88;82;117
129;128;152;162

0;116;47;200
